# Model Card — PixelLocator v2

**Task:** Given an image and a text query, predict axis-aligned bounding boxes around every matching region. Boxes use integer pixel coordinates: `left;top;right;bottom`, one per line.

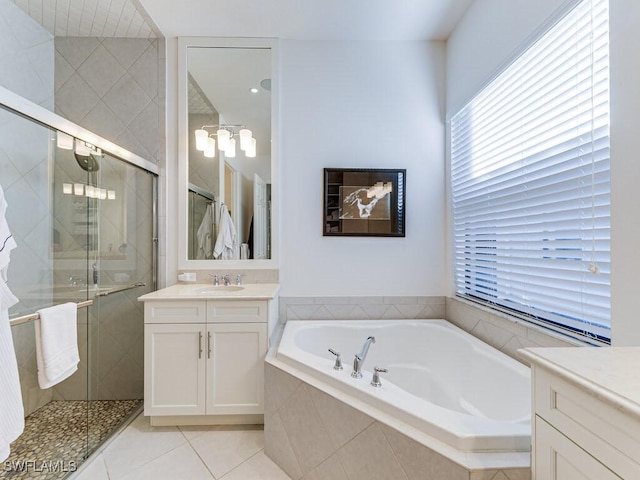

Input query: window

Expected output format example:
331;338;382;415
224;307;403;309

450;0;610;342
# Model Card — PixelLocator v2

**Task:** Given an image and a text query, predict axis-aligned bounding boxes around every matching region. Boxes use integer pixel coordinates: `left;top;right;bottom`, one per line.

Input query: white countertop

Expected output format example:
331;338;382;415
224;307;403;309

519;346;640;421
138;283;280;301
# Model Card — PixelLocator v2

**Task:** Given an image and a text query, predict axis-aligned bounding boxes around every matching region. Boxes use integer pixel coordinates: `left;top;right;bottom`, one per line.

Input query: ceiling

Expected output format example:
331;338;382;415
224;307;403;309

10;0;473;41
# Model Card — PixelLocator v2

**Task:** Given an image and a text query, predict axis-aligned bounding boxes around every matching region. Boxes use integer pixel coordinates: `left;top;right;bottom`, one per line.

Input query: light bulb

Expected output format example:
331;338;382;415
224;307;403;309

194;129;209;151
225;138;236;158
63;183;73;194
204;137;216;158
245;137;256;158
217;129;230;151
239;129;252;151
74;183;84;196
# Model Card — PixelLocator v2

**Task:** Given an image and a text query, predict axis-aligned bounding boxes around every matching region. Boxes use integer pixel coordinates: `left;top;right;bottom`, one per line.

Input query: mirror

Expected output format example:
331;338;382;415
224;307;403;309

178;38;278;269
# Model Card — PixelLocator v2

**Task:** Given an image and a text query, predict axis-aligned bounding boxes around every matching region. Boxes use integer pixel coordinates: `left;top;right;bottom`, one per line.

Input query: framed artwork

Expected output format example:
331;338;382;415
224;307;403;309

323;168;406;237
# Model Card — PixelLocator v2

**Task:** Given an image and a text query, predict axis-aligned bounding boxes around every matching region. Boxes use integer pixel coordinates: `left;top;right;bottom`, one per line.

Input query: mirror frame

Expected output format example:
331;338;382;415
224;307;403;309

177;37;280;270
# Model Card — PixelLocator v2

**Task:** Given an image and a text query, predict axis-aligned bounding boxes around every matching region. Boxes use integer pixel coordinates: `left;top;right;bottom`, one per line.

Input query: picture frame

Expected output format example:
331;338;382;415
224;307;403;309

323;168;406;237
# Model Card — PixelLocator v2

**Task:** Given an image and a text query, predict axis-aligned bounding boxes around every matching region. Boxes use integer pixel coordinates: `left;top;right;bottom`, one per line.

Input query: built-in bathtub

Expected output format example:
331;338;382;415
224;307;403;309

265;319;532;479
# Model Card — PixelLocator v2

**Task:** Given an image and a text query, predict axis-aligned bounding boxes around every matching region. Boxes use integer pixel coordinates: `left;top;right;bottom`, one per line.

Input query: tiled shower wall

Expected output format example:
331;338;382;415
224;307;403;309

51;36;162;402
54;36;163;164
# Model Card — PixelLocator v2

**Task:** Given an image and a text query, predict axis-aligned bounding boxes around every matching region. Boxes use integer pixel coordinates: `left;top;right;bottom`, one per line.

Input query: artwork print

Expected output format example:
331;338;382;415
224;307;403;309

324;168;405;237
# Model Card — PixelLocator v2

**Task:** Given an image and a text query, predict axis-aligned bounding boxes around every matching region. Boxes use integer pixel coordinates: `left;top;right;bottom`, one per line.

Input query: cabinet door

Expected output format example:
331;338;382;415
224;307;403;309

535;417;622;480
144;324;206;416
206;323;267;415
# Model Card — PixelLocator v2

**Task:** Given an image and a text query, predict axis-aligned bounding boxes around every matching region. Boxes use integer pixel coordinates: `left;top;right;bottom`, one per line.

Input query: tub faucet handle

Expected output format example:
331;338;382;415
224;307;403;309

371;366;388;388
328;348;343;370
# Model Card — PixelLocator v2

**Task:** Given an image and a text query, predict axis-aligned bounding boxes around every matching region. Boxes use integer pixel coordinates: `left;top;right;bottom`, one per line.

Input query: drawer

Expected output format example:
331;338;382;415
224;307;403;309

207;300;267;323
144;300;207;324
534;367;640;478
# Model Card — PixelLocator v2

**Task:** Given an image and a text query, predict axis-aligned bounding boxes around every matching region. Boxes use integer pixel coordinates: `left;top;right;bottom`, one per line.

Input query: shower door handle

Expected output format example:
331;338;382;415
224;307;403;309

198;332;203;359
207;332;212;359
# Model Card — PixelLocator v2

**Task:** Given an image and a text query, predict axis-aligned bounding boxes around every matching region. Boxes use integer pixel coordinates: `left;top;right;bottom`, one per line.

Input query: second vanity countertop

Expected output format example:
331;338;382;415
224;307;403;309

138;283;280;301
519;346;640;421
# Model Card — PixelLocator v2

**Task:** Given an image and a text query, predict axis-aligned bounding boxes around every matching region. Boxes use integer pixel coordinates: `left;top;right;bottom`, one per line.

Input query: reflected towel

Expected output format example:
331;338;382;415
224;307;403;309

35;302;79;389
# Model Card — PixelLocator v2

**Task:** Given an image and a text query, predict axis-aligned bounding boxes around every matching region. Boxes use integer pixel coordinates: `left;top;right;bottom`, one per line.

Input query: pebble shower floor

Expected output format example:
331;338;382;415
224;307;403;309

1;400;142;480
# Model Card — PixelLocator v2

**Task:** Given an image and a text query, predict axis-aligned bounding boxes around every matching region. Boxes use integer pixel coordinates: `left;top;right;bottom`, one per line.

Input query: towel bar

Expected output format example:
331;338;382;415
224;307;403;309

9;300;93;327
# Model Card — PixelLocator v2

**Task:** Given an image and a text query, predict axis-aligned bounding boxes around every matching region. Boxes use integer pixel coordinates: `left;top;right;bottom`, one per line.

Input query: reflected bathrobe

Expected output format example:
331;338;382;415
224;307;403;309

213;204;238;260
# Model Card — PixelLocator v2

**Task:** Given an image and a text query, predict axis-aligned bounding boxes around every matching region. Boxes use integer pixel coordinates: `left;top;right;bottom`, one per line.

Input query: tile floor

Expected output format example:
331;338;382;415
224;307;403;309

69;413;292;480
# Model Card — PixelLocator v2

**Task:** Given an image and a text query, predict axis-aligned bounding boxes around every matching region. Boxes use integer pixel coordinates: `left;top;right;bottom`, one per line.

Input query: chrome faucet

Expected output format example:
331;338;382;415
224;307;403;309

222;274;231;286
351;336;376;379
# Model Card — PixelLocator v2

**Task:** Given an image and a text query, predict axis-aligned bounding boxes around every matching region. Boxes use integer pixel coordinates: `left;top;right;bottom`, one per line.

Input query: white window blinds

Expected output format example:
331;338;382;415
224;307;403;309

450;0;610;342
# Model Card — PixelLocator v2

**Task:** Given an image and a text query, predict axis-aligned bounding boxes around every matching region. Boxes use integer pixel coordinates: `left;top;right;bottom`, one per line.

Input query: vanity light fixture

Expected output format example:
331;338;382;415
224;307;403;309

194;124;255;158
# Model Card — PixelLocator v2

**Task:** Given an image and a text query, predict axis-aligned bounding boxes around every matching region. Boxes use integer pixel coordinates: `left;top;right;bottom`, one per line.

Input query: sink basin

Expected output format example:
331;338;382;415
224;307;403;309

190;285;245;295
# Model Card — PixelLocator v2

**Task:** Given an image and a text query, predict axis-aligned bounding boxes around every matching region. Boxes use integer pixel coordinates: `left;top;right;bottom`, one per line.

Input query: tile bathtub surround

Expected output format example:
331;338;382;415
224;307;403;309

445;297;583;363
264;362;530;480
279;296;445;323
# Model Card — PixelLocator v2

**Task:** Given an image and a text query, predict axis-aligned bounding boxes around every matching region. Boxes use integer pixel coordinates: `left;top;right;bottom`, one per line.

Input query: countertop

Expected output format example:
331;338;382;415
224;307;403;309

137;283;280;301
519;346;640;421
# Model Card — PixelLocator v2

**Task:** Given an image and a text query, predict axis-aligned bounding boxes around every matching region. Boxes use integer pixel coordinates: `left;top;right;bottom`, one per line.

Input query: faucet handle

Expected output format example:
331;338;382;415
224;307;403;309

328;348;343;370
235;273;246;285
208;273;220;286
371;366;388;388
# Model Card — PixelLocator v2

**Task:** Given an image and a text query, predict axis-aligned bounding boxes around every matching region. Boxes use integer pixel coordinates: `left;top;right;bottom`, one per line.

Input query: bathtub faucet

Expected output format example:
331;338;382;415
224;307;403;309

351;336;376;379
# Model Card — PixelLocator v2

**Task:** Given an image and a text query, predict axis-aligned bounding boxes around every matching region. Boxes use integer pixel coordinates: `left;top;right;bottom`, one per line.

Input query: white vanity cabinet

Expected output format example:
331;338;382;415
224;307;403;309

140;284;279;426
519;347;640;480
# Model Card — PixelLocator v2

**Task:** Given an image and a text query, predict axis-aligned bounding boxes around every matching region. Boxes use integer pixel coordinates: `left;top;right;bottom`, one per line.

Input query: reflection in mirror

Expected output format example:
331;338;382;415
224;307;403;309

186;45;272;261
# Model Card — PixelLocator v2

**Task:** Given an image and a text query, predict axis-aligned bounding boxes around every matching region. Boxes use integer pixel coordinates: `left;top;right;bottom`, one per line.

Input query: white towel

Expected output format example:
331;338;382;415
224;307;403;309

35;302;79;389
0;184;23;462
196;203;214;259
213;204;238;260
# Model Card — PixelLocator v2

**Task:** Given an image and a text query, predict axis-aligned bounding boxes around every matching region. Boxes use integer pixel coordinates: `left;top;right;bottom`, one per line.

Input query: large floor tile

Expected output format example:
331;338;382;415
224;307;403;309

220;451;292;480
102;415;187;479
72;453;109;480
186;428;264;478
117;442;214;480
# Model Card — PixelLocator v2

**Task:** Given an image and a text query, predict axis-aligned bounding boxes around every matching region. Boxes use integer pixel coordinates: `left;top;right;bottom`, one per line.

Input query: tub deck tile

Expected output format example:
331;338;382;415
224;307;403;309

337;423;408;480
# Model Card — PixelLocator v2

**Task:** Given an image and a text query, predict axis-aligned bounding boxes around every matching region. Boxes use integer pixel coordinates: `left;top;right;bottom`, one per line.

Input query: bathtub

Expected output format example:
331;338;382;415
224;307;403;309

268;319;531;467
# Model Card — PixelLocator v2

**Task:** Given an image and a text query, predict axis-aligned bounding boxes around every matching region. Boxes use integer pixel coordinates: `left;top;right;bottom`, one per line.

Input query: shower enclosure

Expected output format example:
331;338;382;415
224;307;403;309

1;92;157;479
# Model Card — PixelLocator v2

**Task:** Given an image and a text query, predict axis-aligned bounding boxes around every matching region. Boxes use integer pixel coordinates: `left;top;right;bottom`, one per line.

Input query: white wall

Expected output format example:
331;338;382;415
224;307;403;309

279;40;446;296
165;39;448;297
447;0;640;345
